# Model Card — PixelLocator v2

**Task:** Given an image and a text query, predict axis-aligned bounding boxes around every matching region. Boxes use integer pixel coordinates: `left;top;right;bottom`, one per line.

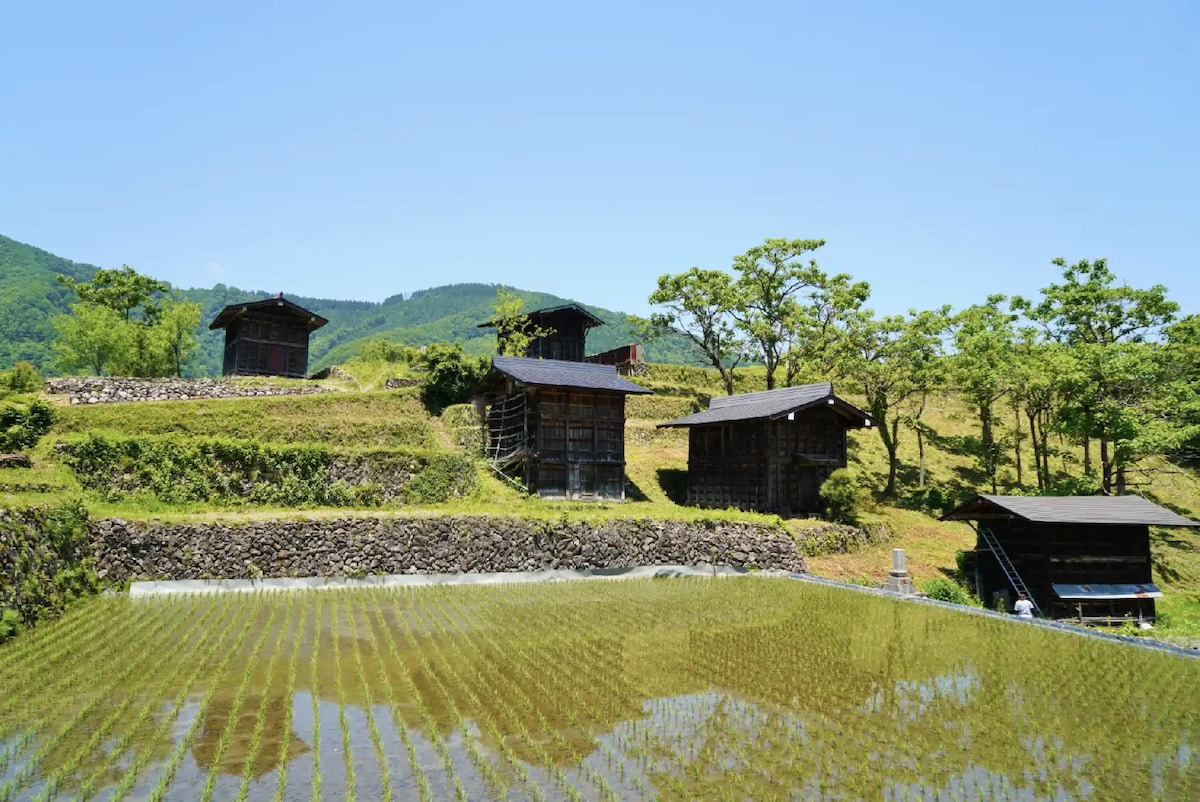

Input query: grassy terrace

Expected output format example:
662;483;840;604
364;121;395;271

5;359;1200;641
2;578;1197;801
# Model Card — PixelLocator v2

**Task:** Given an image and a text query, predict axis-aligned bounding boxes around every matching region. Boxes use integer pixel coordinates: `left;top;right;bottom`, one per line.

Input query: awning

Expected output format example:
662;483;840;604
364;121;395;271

1052;583;1163;600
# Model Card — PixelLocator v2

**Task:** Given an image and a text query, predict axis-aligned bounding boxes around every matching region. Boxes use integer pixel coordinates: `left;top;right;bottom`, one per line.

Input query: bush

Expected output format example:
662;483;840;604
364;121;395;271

3;361;42;394
405;454;480;503
419;343;488;413
0;501;101;642
819;469;867;525
903;484;957;517
921;577;975;606
0;399;55;452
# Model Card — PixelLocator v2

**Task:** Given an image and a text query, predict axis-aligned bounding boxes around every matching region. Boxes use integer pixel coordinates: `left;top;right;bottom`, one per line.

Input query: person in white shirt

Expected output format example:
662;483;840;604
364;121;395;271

1014;592;1034;619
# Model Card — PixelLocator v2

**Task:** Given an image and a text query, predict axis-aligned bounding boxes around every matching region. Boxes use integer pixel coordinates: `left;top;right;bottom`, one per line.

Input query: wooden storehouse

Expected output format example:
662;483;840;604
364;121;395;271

658;383;872;514
943;494;1199;623
586;344;646;376
208;295;327;379
475;356;651;500
479;303;605;362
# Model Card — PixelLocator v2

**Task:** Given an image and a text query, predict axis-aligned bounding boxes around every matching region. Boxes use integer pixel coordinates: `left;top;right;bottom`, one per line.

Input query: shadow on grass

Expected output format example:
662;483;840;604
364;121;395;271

624;474;651;502
656;468;689;506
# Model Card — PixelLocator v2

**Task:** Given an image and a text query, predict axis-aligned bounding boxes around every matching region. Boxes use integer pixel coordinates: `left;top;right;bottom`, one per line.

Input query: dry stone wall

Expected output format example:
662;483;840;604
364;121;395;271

89;515;808;582
44;377;333;405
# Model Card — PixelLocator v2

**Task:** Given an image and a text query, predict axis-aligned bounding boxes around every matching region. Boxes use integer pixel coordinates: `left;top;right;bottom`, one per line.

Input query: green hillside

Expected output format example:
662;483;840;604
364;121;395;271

0;234;702;376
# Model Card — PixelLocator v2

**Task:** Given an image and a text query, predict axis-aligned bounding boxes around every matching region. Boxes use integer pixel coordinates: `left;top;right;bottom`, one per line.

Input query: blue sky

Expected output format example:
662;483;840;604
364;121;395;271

2;1;1197;318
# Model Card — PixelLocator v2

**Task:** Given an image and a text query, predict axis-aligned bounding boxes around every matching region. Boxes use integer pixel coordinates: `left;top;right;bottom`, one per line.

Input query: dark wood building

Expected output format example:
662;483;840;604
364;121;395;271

479;303;605;362
943;494;1198;623
208;295;327;379
585;344;646;376
475;356;651;500
658;383;872;513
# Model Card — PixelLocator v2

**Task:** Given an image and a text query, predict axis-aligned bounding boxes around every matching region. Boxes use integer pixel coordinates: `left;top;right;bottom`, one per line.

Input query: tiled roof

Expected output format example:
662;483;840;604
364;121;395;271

489;356;651;394
945;494;1199;527
658;383;870;427
478;303;605;329
209;296;328;330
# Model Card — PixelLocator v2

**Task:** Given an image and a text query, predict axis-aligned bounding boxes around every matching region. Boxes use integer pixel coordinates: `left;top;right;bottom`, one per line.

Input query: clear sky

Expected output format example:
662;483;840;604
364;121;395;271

2;1;1197;318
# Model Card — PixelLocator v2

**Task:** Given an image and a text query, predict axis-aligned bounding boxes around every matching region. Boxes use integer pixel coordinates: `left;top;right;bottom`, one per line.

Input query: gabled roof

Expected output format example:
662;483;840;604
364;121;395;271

209;295;328;331
477;303;605;330
485;356;651;394
943;494;1199;527
657;383;871;428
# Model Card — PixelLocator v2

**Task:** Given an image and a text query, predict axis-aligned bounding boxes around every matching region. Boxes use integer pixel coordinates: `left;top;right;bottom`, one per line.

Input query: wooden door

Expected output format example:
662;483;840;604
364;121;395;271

267;345;287;375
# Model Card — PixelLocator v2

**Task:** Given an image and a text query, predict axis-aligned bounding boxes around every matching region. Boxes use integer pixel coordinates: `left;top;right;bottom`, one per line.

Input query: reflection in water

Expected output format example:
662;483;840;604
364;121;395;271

1;578;1197;800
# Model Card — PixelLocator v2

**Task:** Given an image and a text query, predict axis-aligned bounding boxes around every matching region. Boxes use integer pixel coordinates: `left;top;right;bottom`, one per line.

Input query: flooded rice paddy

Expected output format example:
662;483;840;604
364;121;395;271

1;577;1198;801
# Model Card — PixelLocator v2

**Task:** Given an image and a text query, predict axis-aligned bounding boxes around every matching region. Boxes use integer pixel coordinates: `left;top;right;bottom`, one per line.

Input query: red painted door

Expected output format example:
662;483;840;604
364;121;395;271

267;345;287;375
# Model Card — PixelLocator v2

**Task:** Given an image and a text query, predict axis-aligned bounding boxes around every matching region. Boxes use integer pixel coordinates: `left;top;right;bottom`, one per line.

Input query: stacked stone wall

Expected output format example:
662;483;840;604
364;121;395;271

44;377;332;405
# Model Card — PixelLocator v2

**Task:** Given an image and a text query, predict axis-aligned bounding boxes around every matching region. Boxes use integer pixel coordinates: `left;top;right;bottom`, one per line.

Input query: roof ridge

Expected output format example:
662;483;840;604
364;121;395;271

710;382;831;408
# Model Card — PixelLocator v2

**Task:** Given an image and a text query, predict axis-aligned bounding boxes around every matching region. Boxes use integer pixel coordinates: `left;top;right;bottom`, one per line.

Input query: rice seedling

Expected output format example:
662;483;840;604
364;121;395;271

234;592;297;802
0;598;195;802
309;593;323;802
52;594;241;802
344;594;392;801
195;596;281;802
358;591;434;802
102;594;258;801
269;591;309;802
144;595;259;802
3;578;1199;800
330;596;358;802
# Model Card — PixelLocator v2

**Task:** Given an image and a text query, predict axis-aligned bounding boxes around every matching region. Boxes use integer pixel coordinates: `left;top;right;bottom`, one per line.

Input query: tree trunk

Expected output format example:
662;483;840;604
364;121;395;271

882;418;900;496
1083;436;1092;477
1116;465;1128;494
1100;437;1112;494
1012;403;1023;487
981;404;996;494
1027;408;1043;490
718;366;734;396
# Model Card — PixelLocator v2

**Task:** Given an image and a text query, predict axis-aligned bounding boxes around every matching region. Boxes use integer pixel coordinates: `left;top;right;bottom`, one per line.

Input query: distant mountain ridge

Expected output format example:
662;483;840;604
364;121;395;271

0;234;701;375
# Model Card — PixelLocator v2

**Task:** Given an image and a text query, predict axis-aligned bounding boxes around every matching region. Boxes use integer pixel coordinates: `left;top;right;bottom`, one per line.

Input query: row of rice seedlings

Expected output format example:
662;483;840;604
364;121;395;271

0;597;197;802
0;594;117;683
309;596;323;802
234;593;298;802
196;596;283;802
330;597;358;802
0;597;158;746
407;591;547;800
432;589;609;801
40;596;240;802
417;588;556;802
380;593;485;801
143;595;261;802
355;593;434;802
102;594;260;801
270;592;310;802
344;595;392;801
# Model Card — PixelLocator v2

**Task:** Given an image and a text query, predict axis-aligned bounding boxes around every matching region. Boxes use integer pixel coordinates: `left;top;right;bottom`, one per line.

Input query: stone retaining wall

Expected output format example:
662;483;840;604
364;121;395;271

90;515;808;582
44;377;333;405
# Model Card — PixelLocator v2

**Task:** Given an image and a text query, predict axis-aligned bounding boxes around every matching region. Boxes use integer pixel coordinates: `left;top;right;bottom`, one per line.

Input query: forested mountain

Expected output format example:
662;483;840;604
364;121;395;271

0;234;702;375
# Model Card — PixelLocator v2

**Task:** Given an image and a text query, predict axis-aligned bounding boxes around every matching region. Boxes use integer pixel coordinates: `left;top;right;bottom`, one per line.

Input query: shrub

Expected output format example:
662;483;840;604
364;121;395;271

819;469;867;525
903;484;957;516
921;577;975;606
3;361;42;394
419;343;488;413
0;501;100;641
0;399;55;452
405;453;480;503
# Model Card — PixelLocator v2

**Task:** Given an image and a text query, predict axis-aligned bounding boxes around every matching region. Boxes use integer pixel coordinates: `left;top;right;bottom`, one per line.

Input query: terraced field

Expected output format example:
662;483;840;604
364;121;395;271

2;578;1197;801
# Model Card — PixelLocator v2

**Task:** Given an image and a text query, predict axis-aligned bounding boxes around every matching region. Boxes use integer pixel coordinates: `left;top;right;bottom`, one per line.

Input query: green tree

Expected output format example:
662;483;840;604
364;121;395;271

1013;258;1178;493
52;303;132;376
419;342;488;412
950;296;1016;493
782;269;871;385
1008;332;1073;490
730;237;827;390
837;307;950;496
491;288;554;357
153;297;203;378
56;265;168;323
648;268;746;395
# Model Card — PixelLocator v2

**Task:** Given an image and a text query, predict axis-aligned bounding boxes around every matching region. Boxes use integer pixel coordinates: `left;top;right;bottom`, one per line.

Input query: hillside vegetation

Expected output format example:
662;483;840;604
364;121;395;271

0;234;703;376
